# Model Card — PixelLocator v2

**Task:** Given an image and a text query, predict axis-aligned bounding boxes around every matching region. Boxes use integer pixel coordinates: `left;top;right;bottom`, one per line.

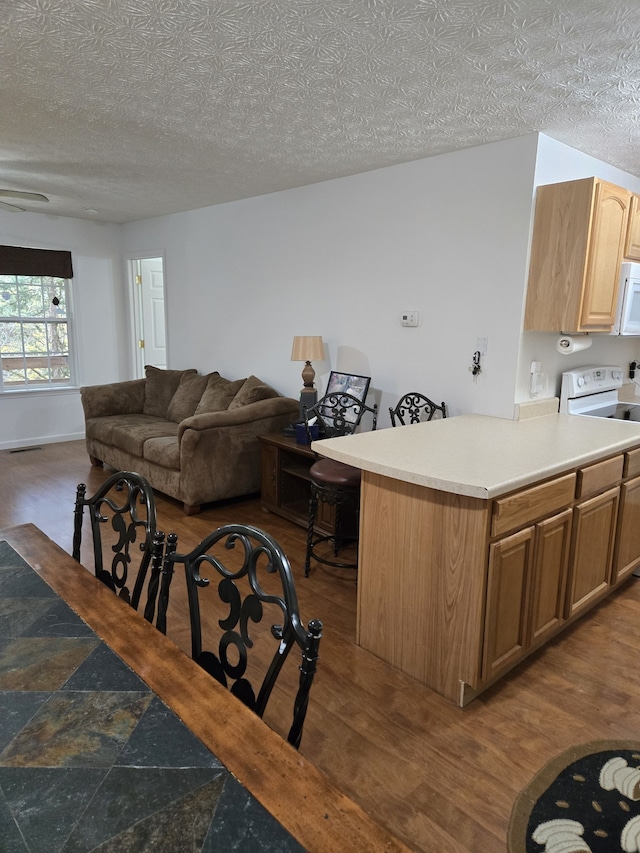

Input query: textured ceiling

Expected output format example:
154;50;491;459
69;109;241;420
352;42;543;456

2;0;640;224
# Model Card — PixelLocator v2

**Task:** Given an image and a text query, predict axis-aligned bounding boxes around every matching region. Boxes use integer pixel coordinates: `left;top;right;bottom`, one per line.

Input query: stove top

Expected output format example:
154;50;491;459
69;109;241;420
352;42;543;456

579;402;640;421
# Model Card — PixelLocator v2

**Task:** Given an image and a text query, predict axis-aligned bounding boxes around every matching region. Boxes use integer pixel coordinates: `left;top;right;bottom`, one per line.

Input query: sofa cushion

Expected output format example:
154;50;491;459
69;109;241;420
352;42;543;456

228;375;280;409
85;415;126;445
143;366;197;418
166;372;210;423
143;435;180;470
110;415;179;457
194;374;246;414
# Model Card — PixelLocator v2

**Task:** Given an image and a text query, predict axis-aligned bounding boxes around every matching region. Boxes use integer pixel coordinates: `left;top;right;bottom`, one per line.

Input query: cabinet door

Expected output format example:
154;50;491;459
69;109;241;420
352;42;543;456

613;476;640;583
580;181;631;330
566;487;619;618
528;509;572;646
625;194;640;261
483;527;533;681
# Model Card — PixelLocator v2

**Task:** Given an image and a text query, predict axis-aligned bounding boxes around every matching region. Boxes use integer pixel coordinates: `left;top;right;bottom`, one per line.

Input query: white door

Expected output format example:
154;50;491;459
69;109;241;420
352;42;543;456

133;257;166;376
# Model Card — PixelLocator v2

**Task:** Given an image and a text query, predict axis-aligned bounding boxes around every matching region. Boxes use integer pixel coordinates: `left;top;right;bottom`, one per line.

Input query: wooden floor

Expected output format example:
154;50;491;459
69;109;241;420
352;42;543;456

3;440;640;853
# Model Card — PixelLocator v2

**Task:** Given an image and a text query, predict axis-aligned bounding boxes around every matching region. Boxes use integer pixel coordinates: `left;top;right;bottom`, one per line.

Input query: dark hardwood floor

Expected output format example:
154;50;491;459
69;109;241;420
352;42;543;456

3;439;640;853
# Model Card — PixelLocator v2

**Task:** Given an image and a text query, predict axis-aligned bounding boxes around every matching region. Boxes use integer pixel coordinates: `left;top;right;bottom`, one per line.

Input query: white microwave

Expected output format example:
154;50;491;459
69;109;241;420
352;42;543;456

613;262;640;335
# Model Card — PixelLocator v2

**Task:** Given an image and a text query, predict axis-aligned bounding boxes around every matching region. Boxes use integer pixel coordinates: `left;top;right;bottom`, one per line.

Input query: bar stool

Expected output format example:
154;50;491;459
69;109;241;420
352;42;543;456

302;392;377;577
389;392;446;426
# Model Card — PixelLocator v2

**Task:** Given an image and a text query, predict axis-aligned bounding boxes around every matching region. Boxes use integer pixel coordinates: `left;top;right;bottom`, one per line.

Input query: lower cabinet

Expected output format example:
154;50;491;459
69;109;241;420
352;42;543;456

485;485;620;681
483;527;533;681
358;445;640;705
528;508;573;644
613;475;640;582
482;508;572;681
565;486;619;618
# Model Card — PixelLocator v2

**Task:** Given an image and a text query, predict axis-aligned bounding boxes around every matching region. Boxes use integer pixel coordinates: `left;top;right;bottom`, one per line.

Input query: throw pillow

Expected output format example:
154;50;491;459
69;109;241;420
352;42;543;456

166;372;211;422
143;366;197;418
194;374;247;414
228;375;279;409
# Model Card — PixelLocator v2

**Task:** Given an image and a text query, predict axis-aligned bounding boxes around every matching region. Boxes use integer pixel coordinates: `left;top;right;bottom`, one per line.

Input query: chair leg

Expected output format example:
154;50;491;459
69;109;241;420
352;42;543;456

304;488;319;577
333;500;342;556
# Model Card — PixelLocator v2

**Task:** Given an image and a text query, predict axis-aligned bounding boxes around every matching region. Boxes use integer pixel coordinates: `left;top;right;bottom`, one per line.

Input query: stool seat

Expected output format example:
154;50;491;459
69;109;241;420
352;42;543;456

310;459;361;488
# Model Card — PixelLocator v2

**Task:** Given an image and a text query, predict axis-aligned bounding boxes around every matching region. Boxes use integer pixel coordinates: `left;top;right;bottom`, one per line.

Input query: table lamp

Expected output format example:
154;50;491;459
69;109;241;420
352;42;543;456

291;335;324;419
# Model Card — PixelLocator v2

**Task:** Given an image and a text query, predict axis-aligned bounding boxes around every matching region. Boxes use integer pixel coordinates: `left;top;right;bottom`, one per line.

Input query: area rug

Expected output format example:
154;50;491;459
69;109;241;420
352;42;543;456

508;741;640;852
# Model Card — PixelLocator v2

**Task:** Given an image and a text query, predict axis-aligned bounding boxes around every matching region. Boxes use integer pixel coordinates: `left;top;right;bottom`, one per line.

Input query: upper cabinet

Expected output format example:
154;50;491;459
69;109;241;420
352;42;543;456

624;194;640;261
524;177;632;333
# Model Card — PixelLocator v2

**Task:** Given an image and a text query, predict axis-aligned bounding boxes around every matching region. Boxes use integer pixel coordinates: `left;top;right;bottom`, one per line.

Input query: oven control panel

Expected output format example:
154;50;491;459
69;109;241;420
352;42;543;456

560;365;624;408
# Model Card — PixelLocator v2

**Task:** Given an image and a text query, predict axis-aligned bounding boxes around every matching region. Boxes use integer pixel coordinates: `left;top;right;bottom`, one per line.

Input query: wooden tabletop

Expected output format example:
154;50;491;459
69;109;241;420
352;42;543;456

0;523;411;853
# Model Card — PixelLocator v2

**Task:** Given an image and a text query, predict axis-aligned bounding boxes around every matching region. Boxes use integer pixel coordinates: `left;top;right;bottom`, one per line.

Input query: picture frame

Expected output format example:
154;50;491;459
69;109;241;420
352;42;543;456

325;371;371;403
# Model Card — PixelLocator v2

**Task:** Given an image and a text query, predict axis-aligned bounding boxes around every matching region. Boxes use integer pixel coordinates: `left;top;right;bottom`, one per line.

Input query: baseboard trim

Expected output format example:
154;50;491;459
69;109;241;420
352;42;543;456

0;433;85;452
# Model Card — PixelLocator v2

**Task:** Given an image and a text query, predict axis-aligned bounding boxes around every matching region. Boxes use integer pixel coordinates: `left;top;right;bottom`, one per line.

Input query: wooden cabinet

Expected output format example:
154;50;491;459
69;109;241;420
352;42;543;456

483;508;572;682
613;475;640;582
625;194;640;261
356;445;638;706
483;527;532;681
258;434;339;534
528;508;573;645
566;487;619;618
525;177;631;332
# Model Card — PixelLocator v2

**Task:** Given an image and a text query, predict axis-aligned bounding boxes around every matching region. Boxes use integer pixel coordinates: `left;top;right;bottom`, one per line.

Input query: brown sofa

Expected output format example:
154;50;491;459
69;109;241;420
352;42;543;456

80;366;299;514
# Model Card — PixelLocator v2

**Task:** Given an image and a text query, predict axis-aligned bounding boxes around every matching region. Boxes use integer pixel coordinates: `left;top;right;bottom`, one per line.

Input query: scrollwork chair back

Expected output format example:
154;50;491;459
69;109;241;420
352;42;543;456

304;391;377;440
165;524;322;749
72;471;173;632
389;392;447;426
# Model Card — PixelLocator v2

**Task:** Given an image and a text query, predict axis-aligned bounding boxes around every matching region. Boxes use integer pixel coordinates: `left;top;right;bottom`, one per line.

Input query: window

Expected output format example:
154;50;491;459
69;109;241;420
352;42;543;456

0;275;72;389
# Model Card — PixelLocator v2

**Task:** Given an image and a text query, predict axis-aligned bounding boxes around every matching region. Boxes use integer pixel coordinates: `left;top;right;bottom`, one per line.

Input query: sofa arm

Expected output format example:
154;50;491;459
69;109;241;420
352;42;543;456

178;397;298;440
177;396;299;507
80;379;146;419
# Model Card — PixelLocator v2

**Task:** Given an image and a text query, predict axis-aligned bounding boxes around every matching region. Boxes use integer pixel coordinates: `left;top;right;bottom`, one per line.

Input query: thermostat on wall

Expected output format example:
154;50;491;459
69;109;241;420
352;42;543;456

401;311;419;327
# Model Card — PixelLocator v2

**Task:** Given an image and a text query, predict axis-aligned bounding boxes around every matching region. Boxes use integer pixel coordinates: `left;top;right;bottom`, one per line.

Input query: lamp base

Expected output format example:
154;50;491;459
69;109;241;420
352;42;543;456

299;387;318;422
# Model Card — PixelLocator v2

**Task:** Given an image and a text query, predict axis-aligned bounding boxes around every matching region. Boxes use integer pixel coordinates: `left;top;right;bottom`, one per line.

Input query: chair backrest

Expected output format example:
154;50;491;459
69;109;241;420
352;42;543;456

304;391;378;439
165;524;322;748
72;471;173;632
389;392;447;427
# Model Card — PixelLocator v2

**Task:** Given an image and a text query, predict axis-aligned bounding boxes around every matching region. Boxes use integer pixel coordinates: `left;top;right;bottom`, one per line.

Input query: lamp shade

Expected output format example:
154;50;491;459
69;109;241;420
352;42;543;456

291;336;324;362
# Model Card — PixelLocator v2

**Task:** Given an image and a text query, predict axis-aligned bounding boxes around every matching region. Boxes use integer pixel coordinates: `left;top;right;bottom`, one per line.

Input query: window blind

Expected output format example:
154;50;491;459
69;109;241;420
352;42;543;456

0;245;73;278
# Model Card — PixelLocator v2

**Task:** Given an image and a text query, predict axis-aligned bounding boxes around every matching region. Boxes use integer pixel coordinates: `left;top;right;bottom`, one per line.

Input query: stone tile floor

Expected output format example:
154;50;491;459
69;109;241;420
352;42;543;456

0;541;304;853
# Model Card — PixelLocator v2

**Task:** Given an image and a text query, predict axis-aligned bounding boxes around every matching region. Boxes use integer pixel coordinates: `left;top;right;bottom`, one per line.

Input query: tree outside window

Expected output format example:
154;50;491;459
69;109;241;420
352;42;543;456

0;275;71;388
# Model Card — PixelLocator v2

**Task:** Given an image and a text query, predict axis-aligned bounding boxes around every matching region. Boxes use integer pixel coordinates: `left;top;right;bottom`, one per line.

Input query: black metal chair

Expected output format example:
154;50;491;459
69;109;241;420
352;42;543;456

72;471;175;633
389;392;447;426
302;391;378;577
163;524;322;749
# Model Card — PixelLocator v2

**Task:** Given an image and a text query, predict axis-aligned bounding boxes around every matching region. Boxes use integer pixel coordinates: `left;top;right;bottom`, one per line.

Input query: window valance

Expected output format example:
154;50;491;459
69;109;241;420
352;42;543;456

0;245;73;278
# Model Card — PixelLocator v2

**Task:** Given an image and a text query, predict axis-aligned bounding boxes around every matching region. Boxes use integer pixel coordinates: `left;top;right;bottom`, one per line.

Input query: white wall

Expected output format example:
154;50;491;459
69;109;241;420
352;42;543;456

0;212;124;448
123;134;540;424
516;136;640;405
5;132;640;450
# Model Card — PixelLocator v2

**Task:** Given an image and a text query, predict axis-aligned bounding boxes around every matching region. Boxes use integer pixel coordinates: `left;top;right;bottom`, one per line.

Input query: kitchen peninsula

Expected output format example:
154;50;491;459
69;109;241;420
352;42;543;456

313;414;640;706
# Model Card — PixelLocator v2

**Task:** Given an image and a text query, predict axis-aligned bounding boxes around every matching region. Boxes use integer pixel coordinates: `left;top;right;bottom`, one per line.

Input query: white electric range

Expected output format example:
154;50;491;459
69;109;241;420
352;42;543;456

560;365;640;420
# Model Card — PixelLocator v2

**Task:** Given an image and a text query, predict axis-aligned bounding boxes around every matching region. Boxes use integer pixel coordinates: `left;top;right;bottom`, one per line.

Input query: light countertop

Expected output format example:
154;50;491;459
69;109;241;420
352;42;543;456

311;413;640;499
